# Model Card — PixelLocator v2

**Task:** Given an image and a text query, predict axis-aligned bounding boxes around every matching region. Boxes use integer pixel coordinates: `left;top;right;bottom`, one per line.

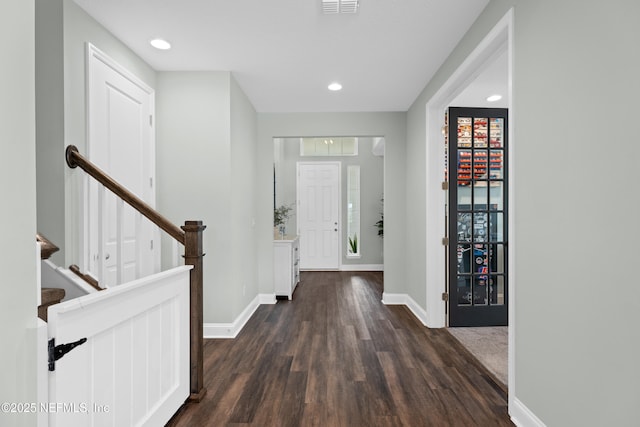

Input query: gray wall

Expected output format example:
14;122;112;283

230;76;259;316
257;113;406;296
406;0;640;424
35;0;157;265
275;137;384;266
156;71;234;323
62;0;157;267
157;72;260;324
38;1;261;326
35;0;64;265
513;1;639;424
0;0;38;425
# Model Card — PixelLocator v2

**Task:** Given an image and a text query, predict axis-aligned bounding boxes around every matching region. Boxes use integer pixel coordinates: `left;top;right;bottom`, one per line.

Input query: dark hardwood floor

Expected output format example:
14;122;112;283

167;271;513;426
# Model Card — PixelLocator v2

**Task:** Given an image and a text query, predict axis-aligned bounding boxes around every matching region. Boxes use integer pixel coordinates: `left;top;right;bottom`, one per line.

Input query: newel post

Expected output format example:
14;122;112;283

182;220;206;402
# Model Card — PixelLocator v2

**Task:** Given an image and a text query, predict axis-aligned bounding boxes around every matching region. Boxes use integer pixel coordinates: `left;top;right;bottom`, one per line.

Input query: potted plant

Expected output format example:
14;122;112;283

375;198;383;237
274;204;293;238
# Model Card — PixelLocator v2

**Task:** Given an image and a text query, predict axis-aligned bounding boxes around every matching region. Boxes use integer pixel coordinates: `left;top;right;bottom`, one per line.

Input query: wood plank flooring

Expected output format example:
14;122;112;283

167;271;513;426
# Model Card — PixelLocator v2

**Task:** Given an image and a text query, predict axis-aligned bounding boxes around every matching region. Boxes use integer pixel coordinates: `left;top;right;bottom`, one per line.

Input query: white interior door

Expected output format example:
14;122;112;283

86;44;157;287
297;162;341;269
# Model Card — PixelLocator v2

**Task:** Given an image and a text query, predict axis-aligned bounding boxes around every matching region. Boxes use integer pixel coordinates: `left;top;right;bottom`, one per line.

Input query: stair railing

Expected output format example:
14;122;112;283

65;145;206;402
68;264;103;292
36;233;59;260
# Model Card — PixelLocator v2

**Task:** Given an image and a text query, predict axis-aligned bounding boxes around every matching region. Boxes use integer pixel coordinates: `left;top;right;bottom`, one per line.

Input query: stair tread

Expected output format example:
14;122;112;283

36;233;60;260
41;287;65;304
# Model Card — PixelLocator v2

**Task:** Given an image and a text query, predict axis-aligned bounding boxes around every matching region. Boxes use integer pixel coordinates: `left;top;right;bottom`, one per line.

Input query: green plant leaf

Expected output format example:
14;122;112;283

348;233;358;254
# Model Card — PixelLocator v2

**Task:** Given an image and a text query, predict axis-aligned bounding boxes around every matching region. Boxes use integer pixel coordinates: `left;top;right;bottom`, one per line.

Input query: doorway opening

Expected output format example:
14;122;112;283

273;137;384;273
424;9;514;396
445;106;509;387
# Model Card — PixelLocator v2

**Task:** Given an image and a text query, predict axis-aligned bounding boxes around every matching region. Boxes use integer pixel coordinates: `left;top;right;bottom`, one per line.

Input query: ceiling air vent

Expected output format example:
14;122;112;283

322;0;359;14
322;0;339;14
340;0;359;13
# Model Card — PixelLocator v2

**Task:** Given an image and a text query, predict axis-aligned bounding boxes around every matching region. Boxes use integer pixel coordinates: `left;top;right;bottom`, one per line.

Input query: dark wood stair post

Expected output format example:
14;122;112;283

182;220;207;402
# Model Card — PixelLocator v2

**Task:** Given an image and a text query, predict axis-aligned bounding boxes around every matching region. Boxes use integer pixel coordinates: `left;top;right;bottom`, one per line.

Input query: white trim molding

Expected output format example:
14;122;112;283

35;318;49;427
340;264;384;271
423;8;525;423
204;293;275;338
381;292;428;326
259;293;277;305
510;398;547;427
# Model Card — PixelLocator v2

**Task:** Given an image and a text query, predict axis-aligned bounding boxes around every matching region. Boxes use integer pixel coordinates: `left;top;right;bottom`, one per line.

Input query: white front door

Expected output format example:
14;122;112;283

86;44;157;287
297;162;341;269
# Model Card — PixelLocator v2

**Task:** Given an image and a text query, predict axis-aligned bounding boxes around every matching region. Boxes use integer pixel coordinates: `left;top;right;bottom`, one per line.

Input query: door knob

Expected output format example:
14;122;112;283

105;253;110;260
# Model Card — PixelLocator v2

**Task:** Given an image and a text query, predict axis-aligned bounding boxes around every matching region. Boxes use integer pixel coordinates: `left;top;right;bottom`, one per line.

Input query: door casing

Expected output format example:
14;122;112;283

423;8;515;404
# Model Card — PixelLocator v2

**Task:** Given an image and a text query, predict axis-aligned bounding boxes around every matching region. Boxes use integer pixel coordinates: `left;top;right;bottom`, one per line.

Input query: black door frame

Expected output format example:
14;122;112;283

448;107;508;327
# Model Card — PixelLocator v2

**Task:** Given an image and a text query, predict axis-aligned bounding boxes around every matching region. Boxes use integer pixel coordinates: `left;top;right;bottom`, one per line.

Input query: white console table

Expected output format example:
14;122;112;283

273;236;300;300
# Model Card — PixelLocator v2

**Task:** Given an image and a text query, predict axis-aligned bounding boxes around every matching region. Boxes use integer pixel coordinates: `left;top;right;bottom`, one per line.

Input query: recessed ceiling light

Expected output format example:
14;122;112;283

486;94;502;102
150;38;171;50
328;82;342;91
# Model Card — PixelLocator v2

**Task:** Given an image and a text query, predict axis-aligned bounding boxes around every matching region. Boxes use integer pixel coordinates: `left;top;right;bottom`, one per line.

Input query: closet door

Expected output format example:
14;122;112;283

448;107;508;327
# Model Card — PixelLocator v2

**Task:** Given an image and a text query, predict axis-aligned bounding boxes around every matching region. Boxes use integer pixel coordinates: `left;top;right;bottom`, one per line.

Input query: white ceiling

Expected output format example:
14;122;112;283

73;0;491;113
451;50;508;108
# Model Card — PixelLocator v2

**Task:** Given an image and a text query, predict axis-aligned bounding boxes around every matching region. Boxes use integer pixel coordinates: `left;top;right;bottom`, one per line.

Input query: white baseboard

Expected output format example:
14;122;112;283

510;397;546;427
340;264;384;271
259;293;277;304
380;292;405;305
204;294;274;338
381;292;428;326
302;265;384;272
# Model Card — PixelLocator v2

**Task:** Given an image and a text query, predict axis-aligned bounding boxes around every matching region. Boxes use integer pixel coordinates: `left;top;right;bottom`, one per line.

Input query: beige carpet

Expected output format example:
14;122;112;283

447;326;508;386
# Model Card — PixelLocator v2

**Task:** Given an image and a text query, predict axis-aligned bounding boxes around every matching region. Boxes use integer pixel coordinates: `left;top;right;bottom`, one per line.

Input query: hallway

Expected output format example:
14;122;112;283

168;271;512;426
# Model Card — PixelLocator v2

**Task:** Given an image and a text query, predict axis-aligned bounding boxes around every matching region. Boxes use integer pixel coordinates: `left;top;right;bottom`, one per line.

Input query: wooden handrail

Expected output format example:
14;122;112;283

65;145;185;245
69;264;103;292
36;233;59;260
65;145;206;401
